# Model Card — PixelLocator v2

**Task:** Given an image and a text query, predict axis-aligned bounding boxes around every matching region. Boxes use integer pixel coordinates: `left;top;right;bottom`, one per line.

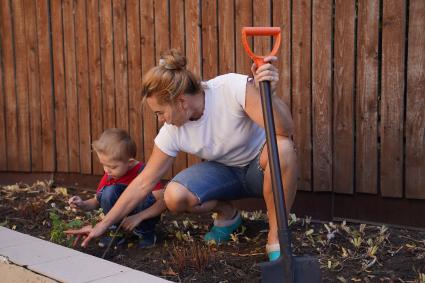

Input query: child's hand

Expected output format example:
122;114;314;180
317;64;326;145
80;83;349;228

68;196;84;209
121;214;142;232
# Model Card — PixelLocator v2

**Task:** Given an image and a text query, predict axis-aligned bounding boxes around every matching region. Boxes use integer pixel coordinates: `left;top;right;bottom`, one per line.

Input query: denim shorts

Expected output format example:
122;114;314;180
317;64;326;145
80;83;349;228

170;147;265;204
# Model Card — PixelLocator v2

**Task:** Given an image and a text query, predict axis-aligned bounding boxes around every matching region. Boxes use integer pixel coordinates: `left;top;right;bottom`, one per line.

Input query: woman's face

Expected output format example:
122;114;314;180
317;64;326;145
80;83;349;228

146;95;188;127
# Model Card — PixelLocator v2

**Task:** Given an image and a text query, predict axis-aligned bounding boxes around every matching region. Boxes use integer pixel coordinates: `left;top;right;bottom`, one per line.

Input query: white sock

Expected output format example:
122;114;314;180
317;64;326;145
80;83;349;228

266;243;280;253
214;211;240;227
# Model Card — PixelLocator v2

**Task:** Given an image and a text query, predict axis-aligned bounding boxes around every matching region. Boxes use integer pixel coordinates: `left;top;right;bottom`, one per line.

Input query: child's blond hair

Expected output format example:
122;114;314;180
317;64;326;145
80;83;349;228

92;128;136;161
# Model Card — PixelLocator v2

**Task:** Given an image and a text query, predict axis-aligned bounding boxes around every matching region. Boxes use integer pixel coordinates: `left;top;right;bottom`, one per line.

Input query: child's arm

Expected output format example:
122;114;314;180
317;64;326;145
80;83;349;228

69;196;100;211
121;189;166;232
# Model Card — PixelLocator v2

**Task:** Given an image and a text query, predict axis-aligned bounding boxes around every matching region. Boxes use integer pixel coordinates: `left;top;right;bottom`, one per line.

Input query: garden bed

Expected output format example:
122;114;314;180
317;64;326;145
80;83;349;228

0;181;424;282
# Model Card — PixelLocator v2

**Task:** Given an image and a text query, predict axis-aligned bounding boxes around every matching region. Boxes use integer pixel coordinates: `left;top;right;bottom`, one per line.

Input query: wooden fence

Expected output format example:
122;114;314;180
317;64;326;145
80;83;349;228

0;0;424;225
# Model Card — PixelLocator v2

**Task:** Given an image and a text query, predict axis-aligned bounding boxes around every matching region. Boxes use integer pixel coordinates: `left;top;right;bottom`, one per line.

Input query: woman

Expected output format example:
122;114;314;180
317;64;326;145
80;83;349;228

67;49;298;261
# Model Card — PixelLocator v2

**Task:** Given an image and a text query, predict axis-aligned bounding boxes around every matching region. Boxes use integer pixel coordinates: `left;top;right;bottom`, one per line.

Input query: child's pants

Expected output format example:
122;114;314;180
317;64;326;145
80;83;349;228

96;184;160;235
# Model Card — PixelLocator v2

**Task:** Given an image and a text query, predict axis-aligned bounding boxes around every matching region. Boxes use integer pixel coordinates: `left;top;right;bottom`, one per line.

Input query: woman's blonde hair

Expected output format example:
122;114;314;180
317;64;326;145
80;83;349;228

141;49;202;104
92;128;136;161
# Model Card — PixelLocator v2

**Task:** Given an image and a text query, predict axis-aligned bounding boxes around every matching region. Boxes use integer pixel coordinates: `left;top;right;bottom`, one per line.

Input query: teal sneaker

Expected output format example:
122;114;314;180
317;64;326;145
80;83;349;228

266;244;281;261
267;250;281;261
204;213;242;243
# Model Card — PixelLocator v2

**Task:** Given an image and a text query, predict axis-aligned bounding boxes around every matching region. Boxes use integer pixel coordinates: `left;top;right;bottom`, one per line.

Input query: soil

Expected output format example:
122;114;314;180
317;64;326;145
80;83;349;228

0;181;424;283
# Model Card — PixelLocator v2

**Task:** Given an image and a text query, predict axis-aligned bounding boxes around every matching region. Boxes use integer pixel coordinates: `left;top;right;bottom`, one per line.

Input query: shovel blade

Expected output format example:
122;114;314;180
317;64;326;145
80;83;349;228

260;256;322;283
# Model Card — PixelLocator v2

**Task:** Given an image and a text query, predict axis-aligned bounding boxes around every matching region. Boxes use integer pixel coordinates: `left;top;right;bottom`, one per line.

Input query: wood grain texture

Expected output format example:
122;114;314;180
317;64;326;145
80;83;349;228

356;0;379;194
87;0;104;175
36;0;55;172
75;0;92;174
24;0;42;171
63;0;80;172
51;0;69;172
380;0;405;198
333;0;355;194
273;0;291;106
113;0;129;131
312;0;332;192
100;0;116;129
292;0;312;191
12;0;31;171
405;0;425;199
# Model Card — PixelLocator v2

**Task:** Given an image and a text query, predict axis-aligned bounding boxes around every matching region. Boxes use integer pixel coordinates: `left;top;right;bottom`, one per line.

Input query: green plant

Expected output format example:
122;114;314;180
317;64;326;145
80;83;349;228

49;211;83;246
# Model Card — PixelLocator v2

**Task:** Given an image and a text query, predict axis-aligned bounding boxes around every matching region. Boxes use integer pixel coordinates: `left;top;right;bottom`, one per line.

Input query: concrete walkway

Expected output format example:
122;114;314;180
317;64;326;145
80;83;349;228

0;227;171;283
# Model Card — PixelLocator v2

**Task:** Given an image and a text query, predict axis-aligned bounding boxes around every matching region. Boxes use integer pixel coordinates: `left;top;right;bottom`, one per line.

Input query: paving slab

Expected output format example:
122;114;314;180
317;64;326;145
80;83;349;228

0;236;81;266
0;227;43;249
0;227;171;283
89;270;170;283
30;254;132;283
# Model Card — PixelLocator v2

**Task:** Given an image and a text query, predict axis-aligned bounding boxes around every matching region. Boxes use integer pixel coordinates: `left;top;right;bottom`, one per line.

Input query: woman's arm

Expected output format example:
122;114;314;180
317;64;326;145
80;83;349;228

244;56;294;137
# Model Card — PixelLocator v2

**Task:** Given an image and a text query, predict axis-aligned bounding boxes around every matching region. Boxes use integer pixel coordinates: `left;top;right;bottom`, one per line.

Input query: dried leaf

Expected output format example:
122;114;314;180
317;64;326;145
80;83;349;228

161;267;177;276
55;187;68;196
44;195;54;203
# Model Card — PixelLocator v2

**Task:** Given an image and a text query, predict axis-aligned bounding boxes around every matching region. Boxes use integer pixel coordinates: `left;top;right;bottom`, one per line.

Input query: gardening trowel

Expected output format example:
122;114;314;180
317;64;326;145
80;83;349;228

241;27;322;283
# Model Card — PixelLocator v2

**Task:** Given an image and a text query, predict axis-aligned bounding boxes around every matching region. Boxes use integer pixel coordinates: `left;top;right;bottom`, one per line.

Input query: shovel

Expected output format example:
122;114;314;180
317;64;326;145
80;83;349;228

242;27;322;283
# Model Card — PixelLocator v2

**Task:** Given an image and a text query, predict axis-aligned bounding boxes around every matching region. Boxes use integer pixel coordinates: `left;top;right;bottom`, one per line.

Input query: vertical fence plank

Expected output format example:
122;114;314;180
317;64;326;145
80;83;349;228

235;0;252;77
253;0;271;59
356;0;379;194
87;0;103;174
333;0;355;194
75;0;92;174
381;0;405;198
140;0;157;162
127;0;143;163
203;0;218;79
312;0;332;192
113;0;129;132
12;0;31;171
405;0;424;199
51;0;68;172
292;0;312;191
186;0;202;166
0;1;19;171
170;0;188;176
100;0;116;129
218;0;235;74
0;13;6;170
36;0;55;171
273;0;291;106
24;0;42;172
0;0;19;171
63;0;80;172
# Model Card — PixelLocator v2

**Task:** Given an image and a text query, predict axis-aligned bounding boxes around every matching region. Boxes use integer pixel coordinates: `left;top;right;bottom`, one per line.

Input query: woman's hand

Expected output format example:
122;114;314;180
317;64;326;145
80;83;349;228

121;214;143;232
251;56;279;95
65;222;108;247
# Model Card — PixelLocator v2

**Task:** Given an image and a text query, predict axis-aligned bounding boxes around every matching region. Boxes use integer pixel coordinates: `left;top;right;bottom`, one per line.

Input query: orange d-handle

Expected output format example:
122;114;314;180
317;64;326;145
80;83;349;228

241;27;281;67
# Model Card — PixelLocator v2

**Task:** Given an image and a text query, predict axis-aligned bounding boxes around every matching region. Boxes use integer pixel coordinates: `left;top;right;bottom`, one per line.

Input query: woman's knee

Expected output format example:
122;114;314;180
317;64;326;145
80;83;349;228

260;136;297;169
164;182;198;212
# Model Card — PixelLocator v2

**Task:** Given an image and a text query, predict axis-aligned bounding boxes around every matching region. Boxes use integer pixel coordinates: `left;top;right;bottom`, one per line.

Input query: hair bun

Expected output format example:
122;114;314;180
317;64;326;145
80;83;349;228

159;49;186;70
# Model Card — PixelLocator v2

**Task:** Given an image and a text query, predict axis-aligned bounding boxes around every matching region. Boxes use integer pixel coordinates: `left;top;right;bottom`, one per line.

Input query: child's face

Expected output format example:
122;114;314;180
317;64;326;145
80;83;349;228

97;153;131;179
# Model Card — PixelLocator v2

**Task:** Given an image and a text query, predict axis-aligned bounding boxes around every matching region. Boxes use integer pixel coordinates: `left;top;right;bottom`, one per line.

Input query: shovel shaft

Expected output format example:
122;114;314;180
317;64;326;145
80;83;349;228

259;81;294;281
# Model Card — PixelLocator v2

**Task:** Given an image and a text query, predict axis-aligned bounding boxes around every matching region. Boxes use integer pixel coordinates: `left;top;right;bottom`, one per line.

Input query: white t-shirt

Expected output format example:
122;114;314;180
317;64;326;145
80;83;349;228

154;73;266;167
